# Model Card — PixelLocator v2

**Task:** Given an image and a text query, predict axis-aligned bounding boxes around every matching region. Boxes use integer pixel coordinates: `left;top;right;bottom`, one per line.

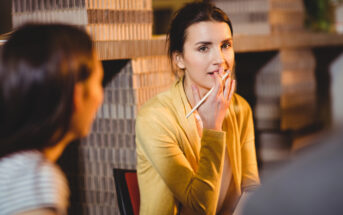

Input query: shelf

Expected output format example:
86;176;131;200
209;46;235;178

2;32;343;60
95;36;167;60
95;32;343;60
234;32;343;53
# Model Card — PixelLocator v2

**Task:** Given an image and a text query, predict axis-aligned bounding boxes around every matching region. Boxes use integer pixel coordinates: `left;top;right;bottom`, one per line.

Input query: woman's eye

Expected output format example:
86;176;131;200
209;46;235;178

221;42;231;49
198;46;208;52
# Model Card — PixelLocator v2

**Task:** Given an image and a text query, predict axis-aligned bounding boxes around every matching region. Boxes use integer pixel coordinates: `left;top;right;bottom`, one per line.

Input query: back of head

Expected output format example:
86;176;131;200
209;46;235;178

0;23;94;158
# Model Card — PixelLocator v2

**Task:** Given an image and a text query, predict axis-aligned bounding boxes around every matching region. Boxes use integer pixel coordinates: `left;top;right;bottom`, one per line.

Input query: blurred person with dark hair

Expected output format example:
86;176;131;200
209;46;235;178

0;23;104;215
242;127;343;215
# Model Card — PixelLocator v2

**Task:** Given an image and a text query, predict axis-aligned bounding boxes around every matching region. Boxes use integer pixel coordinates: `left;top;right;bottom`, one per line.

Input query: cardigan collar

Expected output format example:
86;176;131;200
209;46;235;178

171;76;201;168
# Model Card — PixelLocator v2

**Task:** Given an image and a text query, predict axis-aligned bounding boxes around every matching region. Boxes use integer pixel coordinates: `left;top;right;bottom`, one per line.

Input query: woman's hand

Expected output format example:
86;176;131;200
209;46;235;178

191;70;235;131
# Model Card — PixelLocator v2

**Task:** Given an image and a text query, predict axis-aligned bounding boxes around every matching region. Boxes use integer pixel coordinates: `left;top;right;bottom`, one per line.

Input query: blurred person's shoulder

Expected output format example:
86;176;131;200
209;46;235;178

0;150;69;215
242;126;343;215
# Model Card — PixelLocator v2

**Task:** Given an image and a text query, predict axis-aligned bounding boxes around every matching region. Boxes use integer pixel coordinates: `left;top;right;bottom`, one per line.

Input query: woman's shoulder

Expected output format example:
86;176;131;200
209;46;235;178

0;150;68;191
0;151;69;214
136;88;182;137
231;93;252;114
138;88;176;119
1;150;60;172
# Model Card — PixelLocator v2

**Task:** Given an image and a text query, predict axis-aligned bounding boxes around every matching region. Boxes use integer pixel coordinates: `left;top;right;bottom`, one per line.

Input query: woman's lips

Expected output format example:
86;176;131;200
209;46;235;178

207;70;219;75
207;71;231;82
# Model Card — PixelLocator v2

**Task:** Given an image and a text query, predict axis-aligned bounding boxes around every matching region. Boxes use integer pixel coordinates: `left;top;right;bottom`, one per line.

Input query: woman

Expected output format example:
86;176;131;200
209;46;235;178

136;2;260;215
0;23;103;215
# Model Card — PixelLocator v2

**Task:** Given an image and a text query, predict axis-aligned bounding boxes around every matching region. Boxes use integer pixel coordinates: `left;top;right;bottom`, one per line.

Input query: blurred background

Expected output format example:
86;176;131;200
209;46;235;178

1;0;343;214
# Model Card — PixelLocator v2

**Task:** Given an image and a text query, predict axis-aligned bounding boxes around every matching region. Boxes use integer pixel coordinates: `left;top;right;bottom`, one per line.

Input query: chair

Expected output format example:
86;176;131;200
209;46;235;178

113;169;140;215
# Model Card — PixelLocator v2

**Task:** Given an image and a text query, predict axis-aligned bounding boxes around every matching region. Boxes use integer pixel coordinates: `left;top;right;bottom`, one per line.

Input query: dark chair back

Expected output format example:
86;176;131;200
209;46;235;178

113;169;140;215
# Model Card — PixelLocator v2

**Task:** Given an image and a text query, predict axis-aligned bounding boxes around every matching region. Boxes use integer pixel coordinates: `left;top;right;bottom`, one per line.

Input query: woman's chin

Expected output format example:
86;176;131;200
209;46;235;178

196;83;212;94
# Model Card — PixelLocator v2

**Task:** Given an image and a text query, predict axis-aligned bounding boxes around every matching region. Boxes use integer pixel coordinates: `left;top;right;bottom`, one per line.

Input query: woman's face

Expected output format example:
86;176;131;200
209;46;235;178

75;52;104;137
176;21;234;92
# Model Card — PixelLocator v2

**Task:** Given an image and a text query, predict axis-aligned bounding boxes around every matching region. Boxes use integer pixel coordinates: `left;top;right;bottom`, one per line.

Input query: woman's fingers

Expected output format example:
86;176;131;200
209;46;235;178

227;79;236;104
223;77;232;99
191;84;201;104
216;69;230;97
197;70;233;131
211;72;223;98
222;70;231;82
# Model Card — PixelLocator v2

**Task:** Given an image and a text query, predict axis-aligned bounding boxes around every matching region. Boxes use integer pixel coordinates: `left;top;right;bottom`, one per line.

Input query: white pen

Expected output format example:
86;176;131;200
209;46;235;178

186;71;231;118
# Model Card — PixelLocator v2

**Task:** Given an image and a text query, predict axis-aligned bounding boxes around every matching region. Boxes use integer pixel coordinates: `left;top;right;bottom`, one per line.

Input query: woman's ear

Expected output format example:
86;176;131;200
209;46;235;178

173;52;185;70
73;83;84;112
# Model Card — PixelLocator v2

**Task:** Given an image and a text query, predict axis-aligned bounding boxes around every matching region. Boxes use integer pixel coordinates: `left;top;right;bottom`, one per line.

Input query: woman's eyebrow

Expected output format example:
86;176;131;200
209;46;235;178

195;41;212;46
195;38;232;46
222;38;233;43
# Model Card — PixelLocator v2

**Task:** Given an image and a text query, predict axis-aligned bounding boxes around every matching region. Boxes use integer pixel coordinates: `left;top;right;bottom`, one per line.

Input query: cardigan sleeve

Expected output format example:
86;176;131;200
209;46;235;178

136;107;226;215
239;99;260;191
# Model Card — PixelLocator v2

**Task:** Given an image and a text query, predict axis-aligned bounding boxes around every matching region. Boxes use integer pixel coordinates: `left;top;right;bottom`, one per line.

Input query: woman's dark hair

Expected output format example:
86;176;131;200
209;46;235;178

0;23;94;158
167;2;233;61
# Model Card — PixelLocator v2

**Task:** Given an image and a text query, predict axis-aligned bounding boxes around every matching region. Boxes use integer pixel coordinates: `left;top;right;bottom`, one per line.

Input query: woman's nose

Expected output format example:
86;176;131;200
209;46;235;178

212;48;225;65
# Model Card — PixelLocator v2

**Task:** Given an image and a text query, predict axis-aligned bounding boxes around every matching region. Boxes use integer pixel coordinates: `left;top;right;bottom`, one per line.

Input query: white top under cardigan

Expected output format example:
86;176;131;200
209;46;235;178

194;111;232;213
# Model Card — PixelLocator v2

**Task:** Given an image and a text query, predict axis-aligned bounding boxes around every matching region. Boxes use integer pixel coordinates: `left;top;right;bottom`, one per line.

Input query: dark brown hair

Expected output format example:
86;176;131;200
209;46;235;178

167;2;233;61
0;23;94;158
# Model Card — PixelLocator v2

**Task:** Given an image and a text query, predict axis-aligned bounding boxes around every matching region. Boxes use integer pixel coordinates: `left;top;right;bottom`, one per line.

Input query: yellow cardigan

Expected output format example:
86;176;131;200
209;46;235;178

136;78;260;215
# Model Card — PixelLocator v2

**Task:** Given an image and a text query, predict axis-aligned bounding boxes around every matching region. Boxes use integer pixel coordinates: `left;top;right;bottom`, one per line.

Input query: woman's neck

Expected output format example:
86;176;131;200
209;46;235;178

43;132;75;163
183;75;209;108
